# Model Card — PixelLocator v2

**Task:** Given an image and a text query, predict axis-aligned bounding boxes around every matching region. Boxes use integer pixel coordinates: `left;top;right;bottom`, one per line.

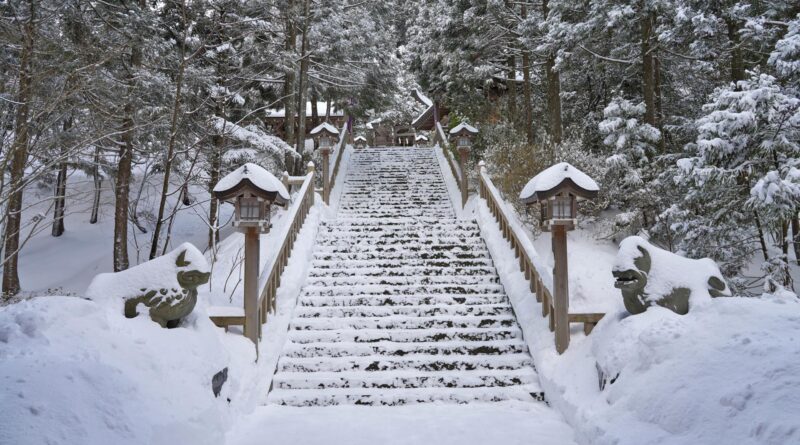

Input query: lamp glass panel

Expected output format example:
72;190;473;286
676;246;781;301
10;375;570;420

458;136;470;147
553;196;572;219
240;199;261;221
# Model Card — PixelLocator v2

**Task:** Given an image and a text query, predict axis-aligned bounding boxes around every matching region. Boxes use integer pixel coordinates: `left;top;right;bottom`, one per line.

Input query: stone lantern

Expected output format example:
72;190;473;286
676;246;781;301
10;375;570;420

448;122;479;207
354;135;367;149
213;163;289;346
519;162;598;354
310;122;340;204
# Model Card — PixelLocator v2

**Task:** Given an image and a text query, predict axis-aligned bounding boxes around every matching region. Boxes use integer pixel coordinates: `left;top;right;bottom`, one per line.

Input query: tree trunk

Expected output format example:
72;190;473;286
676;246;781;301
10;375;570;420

641;8;657;127
295;0;310;155
90;146;102;224
542;0;562;144
521;4;534;143
310;91;319;128
208;125;223;249
754;210;769;262
283;2;296;145
52;116;72;237
325;97;331;121
726;18;745;83
2;0;35;296
792;214;800;266
149;12;188;260
506;54;517;123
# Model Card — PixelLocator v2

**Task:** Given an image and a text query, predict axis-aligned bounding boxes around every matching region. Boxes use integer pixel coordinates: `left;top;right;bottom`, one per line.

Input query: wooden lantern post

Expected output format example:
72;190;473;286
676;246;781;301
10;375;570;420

213;163;290;348
311;122;339;204
520;162;599;354
449;123;479;207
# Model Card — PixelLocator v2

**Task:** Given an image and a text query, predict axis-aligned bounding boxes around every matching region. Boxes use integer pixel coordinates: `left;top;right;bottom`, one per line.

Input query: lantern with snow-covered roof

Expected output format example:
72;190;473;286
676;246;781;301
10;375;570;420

213;163;289;234
354;135;367;149
449;122;478;151
519;162;598;231
310;122;339;154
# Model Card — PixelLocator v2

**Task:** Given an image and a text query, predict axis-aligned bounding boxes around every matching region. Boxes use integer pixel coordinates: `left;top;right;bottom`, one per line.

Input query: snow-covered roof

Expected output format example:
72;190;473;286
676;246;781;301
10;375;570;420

449;122;479;135
519;162;599;203
366;118;382;130
309;122;339;136
415;134;429;141
213;163;290;203
412;89;433;107
354;135;367;142
265;102;344;118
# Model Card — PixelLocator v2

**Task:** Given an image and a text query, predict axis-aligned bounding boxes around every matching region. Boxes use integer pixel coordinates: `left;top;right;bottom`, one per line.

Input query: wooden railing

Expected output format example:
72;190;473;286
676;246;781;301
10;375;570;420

209;163;316;338
477;161;604;353
435;121;470;206
322;119;350;203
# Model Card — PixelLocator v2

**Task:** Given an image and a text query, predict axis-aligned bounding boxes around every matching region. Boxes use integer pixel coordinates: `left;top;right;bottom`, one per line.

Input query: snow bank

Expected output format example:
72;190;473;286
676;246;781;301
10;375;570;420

213;163;290;201
0;296;251;445
479;196;800;445
519;162;599;202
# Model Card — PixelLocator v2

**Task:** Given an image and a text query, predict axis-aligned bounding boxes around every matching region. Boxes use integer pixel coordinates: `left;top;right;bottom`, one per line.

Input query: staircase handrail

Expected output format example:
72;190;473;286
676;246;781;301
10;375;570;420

477;162;604;352
436;121;462;184
328;119;350;191
257;164;316;323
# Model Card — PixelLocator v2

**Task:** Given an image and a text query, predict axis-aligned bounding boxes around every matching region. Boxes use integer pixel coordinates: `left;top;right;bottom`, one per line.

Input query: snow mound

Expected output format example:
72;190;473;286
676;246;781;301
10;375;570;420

213;163;290;201
0;296;239;445
613;236;730;309
519;162;599;201
86;243;208;304
591;296;800;445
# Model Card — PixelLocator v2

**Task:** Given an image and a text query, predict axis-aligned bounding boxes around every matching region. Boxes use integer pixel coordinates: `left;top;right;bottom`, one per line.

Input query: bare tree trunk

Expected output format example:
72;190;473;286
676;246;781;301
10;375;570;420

150;6;188;260
754;210;769;262
113;0;145;272
90;146;102;224
51;140;69;237
295;0;310;155
208;123;223;249
325;97;331;122
2;0;35;295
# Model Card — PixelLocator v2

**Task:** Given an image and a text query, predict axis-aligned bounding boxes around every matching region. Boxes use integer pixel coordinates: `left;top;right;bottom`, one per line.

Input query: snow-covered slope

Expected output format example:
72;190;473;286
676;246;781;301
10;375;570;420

267;147;546;406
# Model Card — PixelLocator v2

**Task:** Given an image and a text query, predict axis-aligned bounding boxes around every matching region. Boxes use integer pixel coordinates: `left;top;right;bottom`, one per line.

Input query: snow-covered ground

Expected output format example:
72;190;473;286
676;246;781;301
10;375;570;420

468;171;800;445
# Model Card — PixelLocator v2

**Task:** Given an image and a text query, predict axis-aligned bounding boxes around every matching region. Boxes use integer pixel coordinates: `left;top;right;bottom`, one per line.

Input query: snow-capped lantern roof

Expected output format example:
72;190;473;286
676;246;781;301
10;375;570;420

449;122;479;136
213;163;290;206
354;135;367;142
415;134;429;141
520;162;599;204
309;122;339;137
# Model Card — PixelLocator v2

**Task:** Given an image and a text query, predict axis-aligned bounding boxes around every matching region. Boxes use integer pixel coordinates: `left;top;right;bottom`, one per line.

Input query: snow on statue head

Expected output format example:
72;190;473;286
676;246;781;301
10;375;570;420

86;243;210;327
612;236;731;315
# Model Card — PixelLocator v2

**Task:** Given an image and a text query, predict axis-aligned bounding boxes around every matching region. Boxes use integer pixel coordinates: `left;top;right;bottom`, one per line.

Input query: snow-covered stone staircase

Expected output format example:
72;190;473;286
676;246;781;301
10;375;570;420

267;147;545;406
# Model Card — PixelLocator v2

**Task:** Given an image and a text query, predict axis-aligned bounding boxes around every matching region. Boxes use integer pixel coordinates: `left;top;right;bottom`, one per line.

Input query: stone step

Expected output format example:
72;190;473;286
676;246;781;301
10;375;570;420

310;258;495;269
303;275;500;288
312;251;492;262
300;283;505;297
298;293;511;308
307;266;497;277
272;369;540;390
286;327;524;344
282;339;528;358
277;353;534;373
294;303;513;319
316;237;485;248
289;315;517;331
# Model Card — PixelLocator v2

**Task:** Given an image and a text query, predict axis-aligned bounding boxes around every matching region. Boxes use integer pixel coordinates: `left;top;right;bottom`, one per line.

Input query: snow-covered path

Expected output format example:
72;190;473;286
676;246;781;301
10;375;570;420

227;147;577;443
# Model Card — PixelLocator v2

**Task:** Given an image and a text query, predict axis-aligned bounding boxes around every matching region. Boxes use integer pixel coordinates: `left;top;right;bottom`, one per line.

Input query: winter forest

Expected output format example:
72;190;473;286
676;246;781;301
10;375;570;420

1;0;800;444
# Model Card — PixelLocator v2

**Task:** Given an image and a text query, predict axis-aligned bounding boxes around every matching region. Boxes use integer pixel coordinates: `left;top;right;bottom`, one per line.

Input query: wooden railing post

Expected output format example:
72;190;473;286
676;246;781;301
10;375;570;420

243;226;260;348
458;146;469;207
321;147;331;204
552;224;570;354
307;162;315;204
